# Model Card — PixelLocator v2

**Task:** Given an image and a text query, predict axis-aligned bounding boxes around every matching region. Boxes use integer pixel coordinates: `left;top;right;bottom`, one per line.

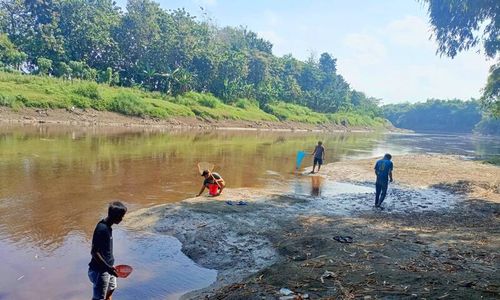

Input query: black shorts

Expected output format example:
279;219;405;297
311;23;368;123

314;157;323;165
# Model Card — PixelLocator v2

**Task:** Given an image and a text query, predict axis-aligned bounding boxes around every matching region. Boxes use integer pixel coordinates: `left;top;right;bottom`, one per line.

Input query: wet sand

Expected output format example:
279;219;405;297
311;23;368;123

126;154;500;299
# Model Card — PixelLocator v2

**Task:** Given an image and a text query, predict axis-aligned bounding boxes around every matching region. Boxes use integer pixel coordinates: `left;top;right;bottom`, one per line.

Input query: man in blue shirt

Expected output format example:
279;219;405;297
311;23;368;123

374;153;394;208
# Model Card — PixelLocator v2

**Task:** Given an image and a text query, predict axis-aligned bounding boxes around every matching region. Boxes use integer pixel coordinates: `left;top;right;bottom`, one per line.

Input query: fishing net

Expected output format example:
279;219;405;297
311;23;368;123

197;162;215;175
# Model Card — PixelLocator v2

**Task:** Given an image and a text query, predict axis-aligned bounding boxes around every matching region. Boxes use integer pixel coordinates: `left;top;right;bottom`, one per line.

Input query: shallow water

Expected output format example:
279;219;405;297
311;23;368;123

0;229;216;299
288;178;460;215
0;125;498;299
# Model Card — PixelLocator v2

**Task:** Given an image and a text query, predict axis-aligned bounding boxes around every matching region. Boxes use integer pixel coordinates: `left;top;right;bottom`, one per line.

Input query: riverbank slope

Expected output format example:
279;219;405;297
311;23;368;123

0;72;390;132
0;106;389;132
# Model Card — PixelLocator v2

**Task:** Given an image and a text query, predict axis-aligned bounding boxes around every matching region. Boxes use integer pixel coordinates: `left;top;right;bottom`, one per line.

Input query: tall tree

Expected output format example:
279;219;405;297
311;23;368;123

481;62;500;116
0;33;27;69
58;0;121;69
423;0;499;116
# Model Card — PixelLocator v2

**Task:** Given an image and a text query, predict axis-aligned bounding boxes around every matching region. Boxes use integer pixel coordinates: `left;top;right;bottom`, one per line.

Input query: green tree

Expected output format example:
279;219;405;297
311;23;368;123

423;0;499;116
58;0;121;69
247;51;269;86
0;33;27;69
103;67;113;85
0;0;385;118
481;62;500;116
36;57;52;75
69;60;85;79
423;0;498;58
382;99;482;133
54;61;71;79
319;52;337;74
1;0;64;65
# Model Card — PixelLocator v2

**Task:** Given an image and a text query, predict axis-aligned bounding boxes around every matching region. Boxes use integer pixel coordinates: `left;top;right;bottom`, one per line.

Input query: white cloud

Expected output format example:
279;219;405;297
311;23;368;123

336;15;492;104
383;15;433;49
257;30;284;48
343;33;387;65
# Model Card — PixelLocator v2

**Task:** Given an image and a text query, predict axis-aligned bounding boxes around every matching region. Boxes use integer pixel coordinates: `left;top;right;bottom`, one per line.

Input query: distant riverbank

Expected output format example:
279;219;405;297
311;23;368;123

0;106;396;133
126;154;500;299
0;71;390;132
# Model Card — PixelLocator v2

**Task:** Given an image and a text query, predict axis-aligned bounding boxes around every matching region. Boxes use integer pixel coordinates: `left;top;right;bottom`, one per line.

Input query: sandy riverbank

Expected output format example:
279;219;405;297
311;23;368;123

125;154;500;299
0;106;394;132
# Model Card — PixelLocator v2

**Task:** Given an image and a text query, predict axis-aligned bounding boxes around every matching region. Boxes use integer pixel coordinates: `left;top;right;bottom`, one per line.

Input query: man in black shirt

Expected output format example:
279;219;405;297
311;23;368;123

88;201;127;300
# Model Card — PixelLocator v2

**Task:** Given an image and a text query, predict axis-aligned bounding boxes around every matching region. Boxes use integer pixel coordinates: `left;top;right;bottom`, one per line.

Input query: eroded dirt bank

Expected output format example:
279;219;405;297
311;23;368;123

0;107;390;132
125;155;500;299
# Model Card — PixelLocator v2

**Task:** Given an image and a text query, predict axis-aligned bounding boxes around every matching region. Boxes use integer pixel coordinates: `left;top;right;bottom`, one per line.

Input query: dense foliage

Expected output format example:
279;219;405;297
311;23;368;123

0;0;380;117
423;0;499;117
0;71;388;127
382;99;483;133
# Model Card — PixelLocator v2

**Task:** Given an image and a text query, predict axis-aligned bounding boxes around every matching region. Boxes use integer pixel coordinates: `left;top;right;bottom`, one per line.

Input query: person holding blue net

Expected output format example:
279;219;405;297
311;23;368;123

310;141;325;174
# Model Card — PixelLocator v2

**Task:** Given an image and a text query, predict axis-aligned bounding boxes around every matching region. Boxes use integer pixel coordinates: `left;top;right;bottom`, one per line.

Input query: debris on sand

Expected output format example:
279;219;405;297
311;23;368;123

125;154;500;299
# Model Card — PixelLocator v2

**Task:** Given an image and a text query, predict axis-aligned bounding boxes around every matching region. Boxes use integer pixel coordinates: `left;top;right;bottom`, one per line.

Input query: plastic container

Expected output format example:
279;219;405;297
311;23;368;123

208;183;219;196
115;265;133;278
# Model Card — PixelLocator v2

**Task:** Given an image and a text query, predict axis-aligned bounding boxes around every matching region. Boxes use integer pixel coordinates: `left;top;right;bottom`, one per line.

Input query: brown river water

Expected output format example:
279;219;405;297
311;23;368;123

0;125;497;299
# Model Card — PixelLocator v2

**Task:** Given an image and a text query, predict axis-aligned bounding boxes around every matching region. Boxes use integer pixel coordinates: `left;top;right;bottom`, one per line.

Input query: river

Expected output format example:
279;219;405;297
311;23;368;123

0;125;498;299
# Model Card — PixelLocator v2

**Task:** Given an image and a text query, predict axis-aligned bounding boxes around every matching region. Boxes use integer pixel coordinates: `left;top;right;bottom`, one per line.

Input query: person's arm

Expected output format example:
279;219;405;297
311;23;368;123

196;184;206;196
210;173;222;188
374;162;379;176
311;146;317;156
90;230;117;276
322;147;325;160
91;249;117;276
389;163;394;182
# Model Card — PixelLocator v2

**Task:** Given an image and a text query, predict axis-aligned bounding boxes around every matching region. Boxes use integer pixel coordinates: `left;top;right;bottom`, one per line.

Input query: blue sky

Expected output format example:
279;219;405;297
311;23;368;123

116;0;493;104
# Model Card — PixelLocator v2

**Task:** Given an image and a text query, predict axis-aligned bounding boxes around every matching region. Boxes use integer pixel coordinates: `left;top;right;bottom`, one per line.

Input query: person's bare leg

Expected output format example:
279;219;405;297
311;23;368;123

105;289;114;300
217;185;225;196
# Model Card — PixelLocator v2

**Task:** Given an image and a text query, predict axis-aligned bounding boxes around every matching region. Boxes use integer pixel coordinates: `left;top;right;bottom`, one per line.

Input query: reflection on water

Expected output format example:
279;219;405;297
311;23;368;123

0;125;498;299
292;178;373;199
0;228;216;300
311;176;323;197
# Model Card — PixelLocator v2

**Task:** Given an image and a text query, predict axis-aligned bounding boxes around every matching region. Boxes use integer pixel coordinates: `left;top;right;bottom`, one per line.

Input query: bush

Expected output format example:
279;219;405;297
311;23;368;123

10;100;24;111
109;92;147;117
0;93;11;106
235;98;259;109
73;83;101;100
183;92;221;108
146;106;168;118
265;101;329;124
71;96;91;109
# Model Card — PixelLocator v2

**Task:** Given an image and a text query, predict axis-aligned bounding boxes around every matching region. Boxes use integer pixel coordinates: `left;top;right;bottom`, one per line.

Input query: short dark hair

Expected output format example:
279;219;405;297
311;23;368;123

318;141;323;145
384;153;392;160
108;201;127;219
201;170;209;176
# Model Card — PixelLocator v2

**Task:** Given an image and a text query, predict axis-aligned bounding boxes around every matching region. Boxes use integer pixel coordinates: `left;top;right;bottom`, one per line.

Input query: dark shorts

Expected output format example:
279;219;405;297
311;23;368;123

314;157;323;165
88;268;116;300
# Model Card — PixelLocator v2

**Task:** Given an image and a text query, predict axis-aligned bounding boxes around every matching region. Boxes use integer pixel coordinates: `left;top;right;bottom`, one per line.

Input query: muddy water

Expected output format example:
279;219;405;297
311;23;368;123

0;125;498;299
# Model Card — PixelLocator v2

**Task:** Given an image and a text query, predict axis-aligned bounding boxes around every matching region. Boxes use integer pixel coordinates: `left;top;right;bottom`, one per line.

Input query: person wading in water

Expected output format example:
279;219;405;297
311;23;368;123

374;153;394;208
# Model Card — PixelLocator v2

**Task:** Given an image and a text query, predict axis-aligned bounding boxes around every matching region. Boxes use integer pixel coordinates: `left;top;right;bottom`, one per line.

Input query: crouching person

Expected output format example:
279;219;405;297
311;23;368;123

197;170;225;196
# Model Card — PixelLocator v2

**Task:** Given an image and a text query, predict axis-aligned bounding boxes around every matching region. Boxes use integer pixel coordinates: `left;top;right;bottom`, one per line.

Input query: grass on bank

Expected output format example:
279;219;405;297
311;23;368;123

0;71;386;126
